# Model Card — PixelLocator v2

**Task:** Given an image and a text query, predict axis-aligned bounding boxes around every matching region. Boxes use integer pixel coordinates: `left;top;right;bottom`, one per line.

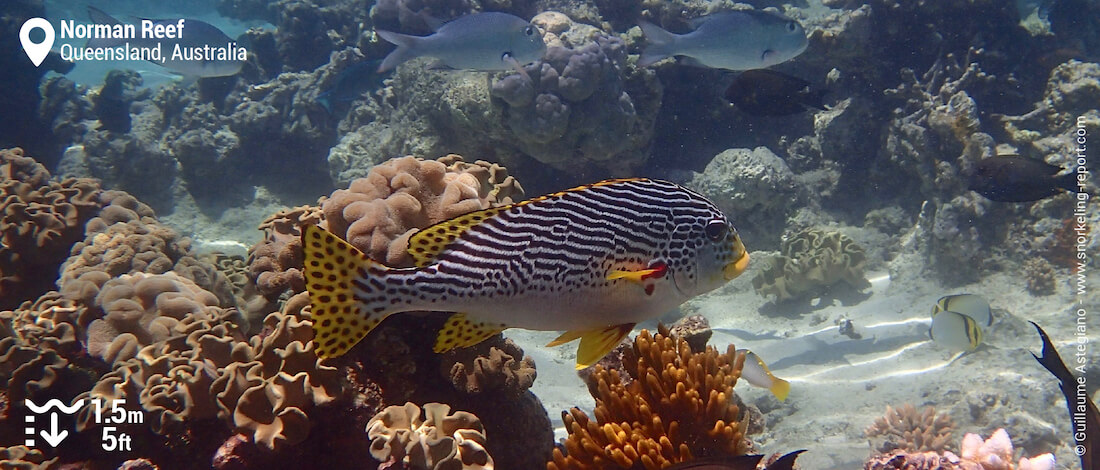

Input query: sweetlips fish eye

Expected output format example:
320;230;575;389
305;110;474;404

786;21;798;32
525;25;535;36
704;219;728;241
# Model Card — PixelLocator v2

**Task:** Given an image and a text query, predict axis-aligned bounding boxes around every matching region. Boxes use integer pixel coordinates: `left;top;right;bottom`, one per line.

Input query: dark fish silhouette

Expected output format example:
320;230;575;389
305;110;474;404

1030;322;1097;470
316;59;389;113
724;69;825;116
968;155;1079;202
665;450;805;470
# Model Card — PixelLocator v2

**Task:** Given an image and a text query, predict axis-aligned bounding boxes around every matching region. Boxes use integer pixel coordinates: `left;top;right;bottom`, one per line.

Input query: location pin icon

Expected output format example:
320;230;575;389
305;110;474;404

20;18;55;67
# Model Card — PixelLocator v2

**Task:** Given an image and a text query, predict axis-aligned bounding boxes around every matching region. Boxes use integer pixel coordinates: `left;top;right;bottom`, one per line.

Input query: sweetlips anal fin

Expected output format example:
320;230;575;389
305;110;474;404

433;313;507;353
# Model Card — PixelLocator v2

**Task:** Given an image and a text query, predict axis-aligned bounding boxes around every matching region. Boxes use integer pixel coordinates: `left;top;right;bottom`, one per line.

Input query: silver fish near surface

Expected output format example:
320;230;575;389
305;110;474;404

303;178;751;369
376;12;546;72
638;10;808;70
85;7;245;78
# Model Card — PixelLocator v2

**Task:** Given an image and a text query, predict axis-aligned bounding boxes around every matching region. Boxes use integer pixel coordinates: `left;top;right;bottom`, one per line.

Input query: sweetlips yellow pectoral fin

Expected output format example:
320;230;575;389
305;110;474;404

433;313;507;353
568;324;635;370
606;263;667;284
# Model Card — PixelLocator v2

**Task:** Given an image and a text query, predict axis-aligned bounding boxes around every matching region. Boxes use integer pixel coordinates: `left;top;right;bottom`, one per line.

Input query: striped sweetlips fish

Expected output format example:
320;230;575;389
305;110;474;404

302;178;750;369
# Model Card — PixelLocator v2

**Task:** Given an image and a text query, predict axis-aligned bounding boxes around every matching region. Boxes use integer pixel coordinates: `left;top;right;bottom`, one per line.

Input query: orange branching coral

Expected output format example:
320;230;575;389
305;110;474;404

549;327;750;470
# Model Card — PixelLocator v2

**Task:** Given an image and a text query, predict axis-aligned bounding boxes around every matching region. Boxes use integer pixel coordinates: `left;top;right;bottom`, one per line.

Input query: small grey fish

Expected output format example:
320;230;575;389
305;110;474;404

316;59;390;113
376;12;546;72
725;69;826;116
968;155;1080;202
639;10;808;70
86;7;244;78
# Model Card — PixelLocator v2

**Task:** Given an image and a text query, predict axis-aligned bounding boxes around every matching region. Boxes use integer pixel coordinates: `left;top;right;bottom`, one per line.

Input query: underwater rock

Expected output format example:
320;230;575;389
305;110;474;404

93;70;149;133
549;327;751;469
752;228;870;304
865;404;955;455
687;147;800;250
366;402;494;470
0;148;103;310
0;445;59;470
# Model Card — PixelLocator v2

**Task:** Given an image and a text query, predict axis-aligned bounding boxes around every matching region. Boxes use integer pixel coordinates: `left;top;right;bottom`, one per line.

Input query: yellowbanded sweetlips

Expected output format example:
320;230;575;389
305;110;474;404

302;178;750;369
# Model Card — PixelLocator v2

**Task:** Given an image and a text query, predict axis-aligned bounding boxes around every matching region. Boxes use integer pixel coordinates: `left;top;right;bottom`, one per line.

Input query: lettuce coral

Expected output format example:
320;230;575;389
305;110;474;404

1;147;102;309
366;402;494;470
752;228;871;303
440;336;536;397
548;326;750;470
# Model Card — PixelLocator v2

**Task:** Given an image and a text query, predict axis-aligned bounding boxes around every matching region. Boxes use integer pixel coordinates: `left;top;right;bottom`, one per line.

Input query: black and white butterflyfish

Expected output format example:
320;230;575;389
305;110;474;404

302;178;751;369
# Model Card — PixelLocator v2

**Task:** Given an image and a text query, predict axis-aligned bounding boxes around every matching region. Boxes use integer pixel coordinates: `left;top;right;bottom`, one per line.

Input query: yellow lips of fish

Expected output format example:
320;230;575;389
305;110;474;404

724;242;750;280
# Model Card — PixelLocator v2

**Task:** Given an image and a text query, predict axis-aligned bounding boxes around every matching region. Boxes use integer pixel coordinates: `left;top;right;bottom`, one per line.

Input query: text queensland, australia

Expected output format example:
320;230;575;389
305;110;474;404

57;14;246;71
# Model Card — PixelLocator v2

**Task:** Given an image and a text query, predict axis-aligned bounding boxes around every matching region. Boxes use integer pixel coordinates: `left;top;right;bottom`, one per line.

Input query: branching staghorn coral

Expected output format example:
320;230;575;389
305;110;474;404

549;326;750;470
865;404;955;455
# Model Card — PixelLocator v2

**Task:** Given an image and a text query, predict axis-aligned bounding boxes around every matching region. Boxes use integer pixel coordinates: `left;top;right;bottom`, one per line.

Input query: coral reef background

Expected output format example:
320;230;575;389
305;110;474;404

1;0;1098;468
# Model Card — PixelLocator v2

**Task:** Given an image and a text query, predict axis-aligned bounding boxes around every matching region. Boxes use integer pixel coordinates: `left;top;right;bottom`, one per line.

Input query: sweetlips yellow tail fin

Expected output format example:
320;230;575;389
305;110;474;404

548;324;635;370
770;377;791;402
434;313;507;353
302;224;394;358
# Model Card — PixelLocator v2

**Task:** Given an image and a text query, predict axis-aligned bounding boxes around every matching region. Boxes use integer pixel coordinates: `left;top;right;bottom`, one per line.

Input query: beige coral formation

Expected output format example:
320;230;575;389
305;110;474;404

0;445;59;470
1;147;102;309
753;228;871;302
247;154;524;308
77;309;340;450
864;429;1055;470
366;402;494;470
440;336;536;397
865;404;955;455
323;154;524;268
548;327;750;470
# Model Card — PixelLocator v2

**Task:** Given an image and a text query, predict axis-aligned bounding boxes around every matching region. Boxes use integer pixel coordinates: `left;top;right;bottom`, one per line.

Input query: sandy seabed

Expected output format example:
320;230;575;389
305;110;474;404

516;259;1095;469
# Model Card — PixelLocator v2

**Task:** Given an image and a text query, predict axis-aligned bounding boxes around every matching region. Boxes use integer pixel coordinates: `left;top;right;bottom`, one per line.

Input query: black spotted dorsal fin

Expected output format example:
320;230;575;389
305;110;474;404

408;206;507;267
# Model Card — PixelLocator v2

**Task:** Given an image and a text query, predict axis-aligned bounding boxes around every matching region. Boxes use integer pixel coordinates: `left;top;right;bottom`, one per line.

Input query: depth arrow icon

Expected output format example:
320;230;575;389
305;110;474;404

40;413;68;447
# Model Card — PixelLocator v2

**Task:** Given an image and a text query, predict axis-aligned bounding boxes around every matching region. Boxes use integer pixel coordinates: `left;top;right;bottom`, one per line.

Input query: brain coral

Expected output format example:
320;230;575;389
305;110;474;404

752;228;871;303
865;404;955;455
321;154;523;268
549;326;750;470
366;402;494;470
1;147;102;309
